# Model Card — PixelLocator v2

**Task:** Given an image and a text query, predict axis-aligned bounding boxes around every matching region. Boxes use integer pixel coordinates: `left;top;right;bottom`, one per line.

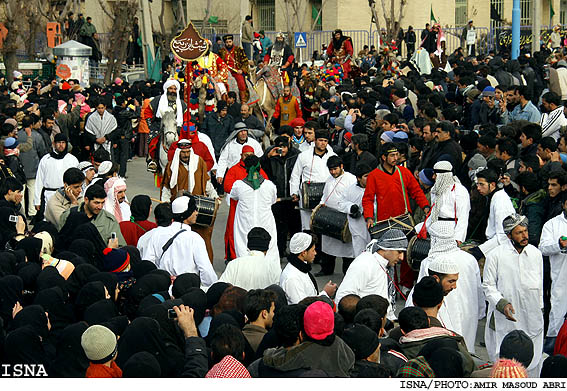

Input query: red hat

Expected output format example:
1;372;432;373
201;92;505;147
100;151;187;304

61;81;72;91
303;301;334;340
290;118;306;128
241;145;254;154
343;132;352;143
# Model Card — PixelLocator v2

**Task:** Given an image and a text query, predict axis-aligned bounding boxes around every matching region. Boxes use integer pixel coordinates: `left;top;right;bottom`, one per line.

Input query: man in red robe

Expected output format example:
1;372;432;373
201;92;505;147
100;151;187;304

218;34;250;103
223;145;268;262
326;29;354;78
167;122;214;171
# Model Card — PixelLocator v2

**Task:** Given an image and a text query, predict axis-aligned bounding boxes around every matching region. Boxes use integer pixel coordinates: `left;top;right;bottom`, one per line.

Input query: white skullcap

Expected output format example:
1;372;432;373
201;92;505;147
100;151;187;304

77;161;95;172
428;220;455;240
97;161;113;176
13;70;22;79
428;254;459;274
433;160;453;173
289;232;313;254
172;196;190;214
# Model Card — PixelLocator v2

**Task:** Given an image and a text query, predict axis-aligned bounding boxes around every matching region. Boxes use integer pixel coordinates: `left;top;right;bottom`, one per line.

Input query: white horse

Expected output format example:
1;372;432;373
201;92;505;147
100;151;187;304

158;108;178;178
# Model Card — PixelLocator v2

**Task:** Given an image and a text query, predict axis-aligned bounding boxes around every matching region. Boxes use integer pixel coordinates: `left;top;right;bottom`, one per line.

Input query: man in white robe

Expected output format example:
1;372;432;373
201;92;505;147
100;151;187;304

85;100;118;153
34;134;79;215
103;177;130;223
337;163;373;257
218;227;280;290
405;221;485;353
483;213;544;377
230;155;279;262
335;229;408;321
143;195;217;286
316;155;357;276
539;196;567;353
280;232;337;304
216;124;263;182
425;160;470;243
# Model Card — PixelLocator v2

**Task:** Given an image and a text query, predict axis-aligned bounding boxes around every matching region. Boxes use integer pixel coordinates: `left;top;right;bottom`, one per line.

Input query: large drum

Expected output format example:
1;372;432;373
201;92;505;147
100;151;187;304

301;182;325;209
407;236;431;271
310;204;351;243
194;196;219;227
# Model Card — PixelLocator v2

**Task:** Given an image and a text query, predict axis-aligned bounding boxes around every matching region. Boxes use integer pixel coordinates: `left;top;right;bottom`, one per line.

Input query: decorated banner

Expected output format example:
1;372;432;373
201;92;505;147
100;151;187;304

496;27;567;51
170;22;209;61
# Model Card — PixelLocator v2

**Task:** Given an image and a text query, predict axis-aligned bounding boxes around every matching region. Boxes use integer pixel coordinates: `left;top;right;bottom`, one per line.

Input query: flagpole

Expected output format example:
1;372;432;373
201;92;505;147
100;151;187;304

511;0;520;59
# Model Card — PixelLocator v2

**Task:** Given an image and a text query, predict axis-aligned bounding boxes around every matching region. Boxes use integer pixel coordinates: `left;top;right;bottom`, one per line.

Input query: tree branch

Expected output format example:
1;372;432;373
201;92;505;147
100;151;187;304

97;0;115;21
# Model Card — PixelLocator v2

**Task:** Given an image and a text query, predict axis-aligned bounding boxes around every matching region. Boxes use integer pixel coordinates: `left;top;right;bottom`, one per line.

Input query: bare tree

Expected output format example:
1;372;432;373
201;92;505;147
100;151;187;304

156;0;186;60
98;0;139;85
369;0;408;46
1;0;29;85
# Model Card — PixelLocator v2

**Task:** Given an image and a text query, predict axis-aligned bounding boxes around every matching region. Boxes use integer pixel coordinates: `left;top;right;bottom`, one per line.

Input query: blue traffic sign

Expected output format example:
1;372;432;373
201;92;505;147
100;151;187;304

294;32;307;48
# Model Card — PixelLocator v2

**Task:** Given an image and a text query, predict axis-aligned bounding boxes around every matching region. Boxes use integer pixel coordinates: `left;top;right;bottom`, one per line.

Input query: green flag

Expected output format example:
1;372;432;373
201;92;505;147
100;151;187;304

208;16;218;24
312;5;318;20
430;4;437;23
550;1;555;20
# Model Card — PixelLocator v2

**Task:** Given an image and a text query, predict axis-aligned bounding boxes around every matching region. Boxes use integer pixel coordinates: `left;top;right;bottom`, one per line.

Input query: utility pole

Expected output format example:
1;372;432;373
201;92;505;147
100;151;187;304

511;0;520;59
140;0;155;77
531;0;541;54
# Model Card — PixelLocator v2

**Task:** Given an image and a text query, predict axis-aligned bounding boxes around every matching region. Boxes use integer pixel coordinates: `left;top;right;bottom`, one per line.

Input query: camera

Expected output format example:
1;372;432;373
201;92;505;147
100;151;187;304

276;148;283;154
9;215;18;223
167;308;177;319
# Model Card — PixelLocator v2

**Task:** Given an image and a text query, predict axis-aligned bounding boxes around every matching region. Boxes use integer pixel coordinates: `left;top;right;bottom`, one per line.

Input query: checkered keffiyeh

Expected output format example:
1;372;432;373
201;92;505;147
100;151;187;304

205;355;251;378
396;356;435;378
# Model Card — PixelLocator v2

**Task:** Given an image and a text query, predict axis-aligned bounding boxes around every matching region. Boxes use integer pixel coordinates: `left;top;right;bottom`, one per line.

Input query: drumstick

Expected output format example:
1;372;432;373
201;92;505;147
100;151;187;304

150;197;164;204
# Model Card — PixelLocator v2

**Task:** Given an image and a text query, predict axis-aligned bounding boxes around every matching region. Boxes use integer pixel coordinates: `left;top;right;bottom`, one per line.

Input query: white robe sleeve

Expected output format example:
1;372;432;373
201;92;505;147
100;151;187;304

193;236;218;287
281;275;311;305
289;154;303;197
34;158;46;206
455;187;471;242
161;187;172;203
482;251;505;308
539;219;562;256
217;147;229;177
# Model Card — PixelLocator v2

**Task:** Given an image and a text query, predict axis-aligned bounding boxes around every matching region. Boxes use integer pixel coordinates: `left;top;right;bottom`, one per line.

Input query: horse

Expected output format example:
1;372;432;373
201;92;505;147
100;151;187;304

190;74;219;124
249;65;277;144
157;107;178;180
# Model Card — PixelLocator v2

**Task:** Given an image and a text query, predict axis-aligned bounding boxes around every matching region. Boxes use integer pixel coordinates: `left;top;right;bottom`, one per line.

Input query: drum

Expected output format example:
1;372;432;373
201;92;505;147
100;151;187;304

459;241;486;278
407;236;431;271
301;182;325;209
310;204;352;243
194;196;219;227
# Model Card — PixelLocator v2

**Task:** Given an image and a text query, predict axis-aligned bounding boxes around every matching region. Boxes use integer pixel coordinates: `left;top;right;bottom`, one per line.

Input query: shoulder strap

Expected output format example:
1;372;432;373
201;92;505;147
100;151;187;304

396;166;409;214
157;229;187;267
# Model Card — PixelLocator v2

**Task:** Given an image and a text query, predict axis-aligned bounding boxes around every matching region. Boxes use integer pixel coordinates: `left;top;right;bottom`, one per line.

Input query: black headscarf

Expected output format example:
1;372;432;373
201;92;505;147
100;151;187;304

56;208;91;251
74;281;108;320
172;273;200;298
206;282;231;310
140;304;185;351
117;317;184;377
66;263;100;301
128;273;171;304
0;251;18;275
137;291;171;315
4;326;47;368
11;304;49;339
130;195;152;222
72;223;106;269
123;245;142;268
0;275;23;325
88;272;118;302
33;286;75;332
0;207;17;248
16;262;41;305
68;239;96;265
332;29;348;50
84;299;118;325
132;260;157;278
122;351;162;378
36;266;67;293
181;288;207;326
50;321;89;378
15;237;43;264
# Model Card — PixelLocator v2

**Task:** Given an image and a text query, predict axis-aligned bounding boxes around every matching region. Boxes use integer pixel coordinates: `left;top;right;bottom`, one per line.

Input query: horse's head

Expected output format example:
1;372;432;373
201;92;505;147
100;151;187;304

193;75;203;89
161;108;178;148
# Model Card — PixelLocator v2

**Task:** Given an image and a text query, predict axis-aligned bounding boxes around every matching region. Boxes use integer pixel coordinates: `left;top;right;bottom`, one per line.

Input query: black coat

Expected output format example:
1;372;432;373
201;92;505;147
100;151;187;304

260;146;300;198
427;138;463;172
201;112;235;158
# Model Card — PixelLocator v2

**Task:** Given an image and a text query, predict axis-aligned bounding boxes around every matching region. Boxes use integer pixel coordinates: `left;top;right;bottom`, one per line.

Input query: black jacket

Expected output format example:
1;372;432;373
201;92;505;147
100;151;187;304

427;138;463;173
201;112;235;158
180;337;209;377
111;106;138;142
260;146;300;198
343;150;378;174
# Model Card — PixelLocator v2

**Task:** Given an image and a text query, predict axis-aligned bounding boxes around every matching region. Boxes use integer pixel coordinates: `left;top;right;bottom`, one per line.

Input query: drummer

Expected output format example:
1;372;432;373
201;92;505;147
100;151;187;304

161;138;219;261
316;156;357;276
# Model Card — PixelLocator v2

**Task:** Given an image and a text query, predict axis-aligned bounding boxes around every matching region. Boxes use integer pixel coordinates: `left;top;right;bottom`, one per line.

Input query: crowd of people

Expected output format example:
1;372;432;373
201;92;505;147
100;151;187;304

4;22;567;379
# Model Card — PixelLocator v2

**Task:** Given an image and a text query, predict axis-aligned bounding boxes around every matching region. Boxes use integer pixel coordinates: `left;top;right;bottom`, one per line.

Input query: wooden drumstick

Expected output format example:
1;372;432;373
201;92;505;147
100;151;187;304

150;197;164;204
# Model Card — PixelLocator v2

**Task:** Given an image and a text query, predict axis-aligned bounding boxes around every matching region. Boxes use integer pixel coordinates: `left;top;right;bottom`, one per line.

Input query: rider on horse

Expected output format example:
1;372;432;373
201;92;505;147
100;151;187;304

326;29;354;79
262;32;294;85
218;34;250;103
144;79;187;173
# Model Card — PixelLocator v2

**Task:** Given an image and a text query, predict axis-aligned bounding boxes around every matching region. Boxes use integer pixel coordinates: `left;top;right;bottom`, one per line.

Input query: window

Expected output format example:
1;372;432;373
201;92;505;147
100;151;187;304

490;0;504;31
561;0;567;25
257;0;275;31
311;0;322;31
191;19;229;36
455;0;468;27
520;0;532;25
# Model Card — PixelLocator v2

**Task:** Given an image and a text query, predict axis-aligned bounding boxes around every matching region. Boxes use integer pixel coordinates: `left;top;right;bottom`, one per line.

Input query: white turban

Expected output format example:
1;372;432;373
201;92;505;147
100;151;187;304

428;254;459;275
157;79;183;127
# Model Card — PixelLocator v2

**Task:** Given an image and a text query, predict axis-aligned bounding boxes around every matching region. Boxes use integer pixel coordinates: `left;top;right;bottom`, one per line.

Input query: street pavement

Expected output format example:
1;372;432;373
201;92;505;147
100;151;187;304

124;154;489;361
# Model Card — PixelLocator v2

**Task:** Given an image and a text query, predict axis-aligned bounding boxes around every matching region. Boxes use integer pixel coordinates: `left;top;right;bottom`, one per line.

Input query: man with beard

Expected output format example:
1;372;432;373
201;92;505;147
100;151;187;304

145;79;187;172
161;139;218;261
263;32;294;83
326;29;353;78
237;103;265;140
540;91;567;141
271;85;302;129
84;99;118;154
483;214;544;377
34;134;79;220
218;34;250;103
103;177;130;223
405;221;484;354
316;156;357;276
45;167;85;230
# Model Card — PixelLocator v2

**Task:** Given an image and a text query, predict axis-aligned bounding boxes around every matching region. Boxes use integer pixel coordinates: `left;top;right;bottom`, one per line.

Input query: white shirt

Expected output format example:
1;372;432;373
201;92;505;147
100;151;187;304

427;183;471;243
280;260;327;304
34;153;79;207
405;249;485;354
218;250;281;290
539;213;567;337
141;222;217;286
137;225;168;261
337;183;371;257
335;251;396;321
482;240;544;375
479;189;516;256
217;138;263;177
289;147;337;230
319;171;357;258
540;106;567;140
230;179;279;261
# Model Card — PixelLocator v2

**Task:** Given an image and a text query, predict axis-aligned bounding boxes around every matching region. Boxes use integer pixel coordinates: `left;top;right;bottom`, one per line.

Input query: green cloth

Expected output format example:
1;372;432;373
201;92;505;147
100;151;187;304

245;162;262;190
208;16;218;24
79;22;97;38
430;4;437;23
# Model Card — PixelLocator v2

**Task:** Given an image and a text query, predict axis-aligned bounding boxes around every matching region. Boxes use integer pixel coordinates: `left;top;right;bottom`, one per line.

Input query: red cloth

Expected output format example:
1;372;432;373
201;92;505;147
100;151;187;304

273;95;302;121
554;318;567;356
362;165;429;221
85;361;122;378
119;220;157;247
167;140;214;172
148;137;159;160
231;71;246;92
205;355;251;378
326;39;353;78
223;160;268;260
